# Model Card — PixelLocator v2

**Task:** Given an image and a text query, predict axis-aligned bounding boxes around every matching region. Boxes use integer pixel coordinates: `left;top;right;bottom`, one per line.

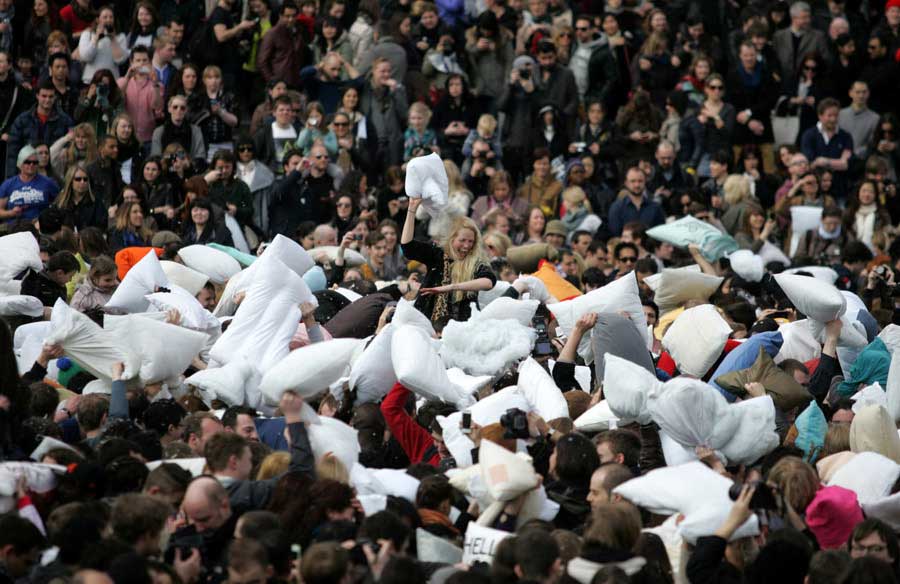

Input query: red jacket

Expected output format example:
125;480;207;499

380;383;440;467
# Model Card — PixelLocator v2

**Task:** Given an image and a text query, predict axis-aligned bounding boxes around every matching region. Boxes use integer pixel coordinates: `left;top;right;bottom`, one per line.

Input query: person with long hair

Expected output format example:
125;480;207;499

424;159;471;241
378;218;405;278
197;65;239;158
843;180;892;250
140;156;180;231
336;85;367;140
632;31;679;109
182;197;232;246
126;1;158;51
111;112;143;183
54;163;106;230
311;16;354;69
471;169;528;228
676;53;712;107
22;0;58;69
733;204;778;251
75;69;123;138
775;52;831;141
401;197;495;323
49;122;98;178
109;199;153;252
167;63;204;123
76;6;128;84
431;74;479;166
615;88;664;163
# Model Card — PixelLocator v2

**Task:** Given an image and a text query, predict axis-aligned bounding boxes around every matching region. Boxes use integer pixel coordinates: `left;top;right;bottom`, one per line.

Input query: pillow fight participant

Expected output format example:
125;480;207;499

3;1;900;583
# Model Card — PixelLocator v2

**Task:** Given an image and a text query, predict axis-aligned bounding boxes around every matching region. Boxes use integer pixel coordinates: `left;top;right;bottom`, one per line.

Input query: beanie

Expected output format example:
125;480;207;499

806;485;864;549
16;145;37;169
886;0;900;11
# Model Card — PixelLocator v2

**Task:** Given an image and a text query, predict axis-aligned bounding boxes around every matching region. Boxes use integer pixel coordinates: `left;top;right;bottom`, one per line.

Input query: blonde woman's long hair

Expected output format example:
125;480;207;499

723;174;751;206
65;123;99;168
443;216;490;303
114;201;153;242
55;163;95;210
443;159;470;198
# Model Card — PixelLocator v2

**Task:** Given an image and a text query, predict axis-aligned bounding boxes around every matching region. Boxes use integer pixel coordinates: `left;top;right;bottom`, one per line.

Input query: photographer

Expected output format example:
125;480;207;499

498;56;537;183
75;70;123;138
461;138;497;195
421;34;466;96
464;11;514;114
75;7;128;85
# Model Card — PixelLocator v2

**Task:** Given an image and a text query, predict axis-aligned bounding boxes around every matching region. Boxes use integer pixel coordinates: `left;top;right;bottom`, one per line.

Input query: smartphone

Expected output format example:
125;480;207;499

461;411;472;434
354;234;363;241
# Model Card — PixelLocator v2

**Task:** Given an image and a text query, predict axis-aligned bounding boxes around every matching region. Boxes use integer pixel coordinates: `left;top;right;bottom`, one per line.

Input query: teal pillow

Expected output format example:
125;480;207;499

794;401;827;462
207;243;257;267
837;338;890;397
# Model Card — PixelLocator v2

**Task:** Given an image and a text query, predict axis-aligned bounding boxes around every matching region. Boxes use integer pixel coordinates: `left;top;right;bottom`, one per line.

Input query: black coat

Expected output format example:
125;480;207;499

586;43;620;110
725;63;778;144
269;169;319;237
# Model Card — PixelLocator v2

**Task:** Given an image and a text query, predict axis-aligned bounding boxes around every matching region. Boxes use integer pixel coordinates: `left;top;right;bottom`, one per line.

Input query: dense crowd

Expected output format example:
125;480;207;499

3;0;900;584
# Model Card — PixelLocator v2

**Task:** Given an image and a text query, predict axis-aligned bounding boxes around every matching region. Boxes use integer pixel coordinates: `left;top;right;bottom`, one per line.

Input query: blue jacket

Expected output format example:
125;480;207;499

6;106;73;176
607;194;665;236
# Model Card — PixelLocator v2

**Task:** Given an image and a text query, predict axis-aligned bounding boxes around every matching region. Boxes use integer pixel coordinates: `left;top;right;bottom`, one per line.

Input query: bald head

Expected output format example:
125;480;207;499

73;571;114;584
183;476;231;533
656;141;675;169
322;53;343;80
313;224;337;247
587;463;634;510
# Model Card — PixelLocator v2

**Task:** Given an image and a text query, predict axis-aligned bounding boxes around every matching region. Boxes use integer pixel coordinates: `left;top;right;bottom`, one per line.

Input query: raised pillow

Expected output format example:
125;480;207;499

646;216;739;261
518;358;569;421
713;346;812;411
719;396;779;465
648;377;738;450
392;298;436;336
478;281;512;307
349;326;397;404
602;353;659;424
106;315;208;384
258;338;364;404
405;152;448;217
507;244;559;274
178;245;242;284
662;304;731;378
708;331;784;400
160;261;209;296
479;440;539;502
309;246;367;266
146;285;220;331
784;265;839;283
440;315;537;377
392;324;473;409
828;451;900;505
728;250;764;283
776;320;821;363
106;249;169;313
185;360;255;406
574;400;619;432
774;273;846;321
0;295;43;317
476;297;540;326
308;416;360;471
0;232;42;280
643;266;724;314
264;234;315;276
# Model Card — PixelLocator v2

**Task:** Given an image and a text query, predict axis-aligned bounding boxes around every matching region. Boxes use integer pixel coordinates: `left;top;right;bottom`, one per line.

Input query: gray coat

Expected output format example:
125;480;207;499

772;27;829;84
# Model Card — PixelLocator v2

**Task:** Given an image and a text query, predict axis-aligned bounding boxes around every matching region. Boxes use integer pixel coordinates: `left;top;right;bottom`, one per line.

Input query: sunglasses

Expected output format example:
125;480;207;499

22;159;38;165
708;84;724;90
575;26;589;31
618;256;637;263
803;64;817;70
171;104;186;110
333;121;349;126
72;176;88;182
868;45;879;50
336;202;352;208
313;154;327;159
238;146;253;152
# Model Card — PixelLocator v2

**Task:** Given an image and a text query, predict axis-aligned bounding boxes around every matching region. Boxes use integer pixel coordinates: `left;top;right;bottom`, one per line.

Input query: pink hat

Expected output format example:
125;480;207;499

806;486;864;549
887;0;900;11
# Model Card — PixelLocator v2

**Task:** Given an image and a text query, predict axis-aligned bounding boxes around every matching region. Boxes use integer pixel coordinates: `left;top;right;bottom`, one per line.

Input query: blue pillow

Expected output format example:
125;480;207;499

794;400;827;462
709;331;784;401
303;265;328;292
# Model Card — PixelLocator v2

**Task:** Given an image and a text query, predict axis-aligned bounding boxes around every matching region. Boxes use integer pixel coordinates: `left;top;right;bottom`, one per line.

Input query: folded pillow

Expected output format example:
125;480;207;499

728;250;765;283
714;346;812;411
662;304;731;378
405;152;448;217
643;266;723;313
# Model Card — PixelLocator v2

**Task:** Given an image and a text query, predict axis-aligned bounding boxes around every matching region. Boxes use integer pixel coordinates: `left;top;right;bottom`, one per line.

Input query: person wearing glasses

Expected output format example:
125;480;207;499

5;80;73;179
849;519;900;576
54;162;106;231
858;33;897;117
611;241;639;280
234;136;275;236
775;52;829;142
0;144;60;224
151;95;206;164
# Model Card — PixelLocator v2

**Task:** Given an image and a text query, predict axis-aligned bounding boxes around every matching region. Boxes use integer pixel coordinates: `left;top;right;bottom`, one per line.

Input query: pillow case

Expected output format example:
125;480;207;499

714;346;812;411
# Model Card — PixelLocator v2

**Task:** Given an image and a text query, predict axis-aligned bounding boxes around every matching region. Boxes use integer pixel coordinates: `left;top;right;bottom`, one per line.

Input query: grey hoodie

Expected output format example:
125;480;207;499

570;34;607;98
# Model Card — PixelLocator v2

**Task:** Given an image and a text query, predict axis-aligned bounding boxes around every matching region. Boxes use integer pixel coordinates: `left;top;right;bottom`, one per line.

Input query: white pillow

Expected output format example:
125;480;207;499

574;400;619;432
210;255;306;372
308;416;360;471
662;304;731;378
790;206;824;233
350;326;397;404
517;357;569;420
309;246;366;266
728;250;764;283
44;299;139;381
392;325;474;409
759;241;791;267
264;234;315;276
478;281;511;307
393;298;435;336
440;315;536;377
370;468;421;502
550;272;648;362
602;353;660;425
178;245;242;284
514;275;555;304
160;261;209;296
437;414;475;468
468;386;530;425
0;232;42;280
14;321;51;350
851;383;888;414
476;297;539;326
479;440;539;502
643;266;724;314
719;396;779;465
405;152;448;217
185;360;254;406
106;249;168;313
0;295;43;317
782;266;839;284
107;315;208;384
880;325;900;354
828;451;900;505
146;285;220;331
887;352;900;423
776;273;846;322
775;320;821;364
258;338;364;404
648;377;738;450
446;368;493;396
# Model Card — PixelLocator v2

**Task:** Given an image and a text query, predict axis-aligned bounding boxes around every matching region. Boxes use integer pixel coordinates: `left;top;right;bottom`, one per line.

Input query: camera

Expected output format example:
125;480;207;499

727;480;779;511
165;527;207;565
500;408;529;440
532;314;553;356
519;67;531;80
97;84;109;100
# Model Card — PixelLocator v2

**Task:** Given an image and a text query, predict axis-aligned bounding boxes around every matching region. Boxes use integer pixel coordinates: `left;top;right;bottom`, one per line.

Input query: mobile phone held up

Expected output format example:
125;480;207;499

461;411;472;434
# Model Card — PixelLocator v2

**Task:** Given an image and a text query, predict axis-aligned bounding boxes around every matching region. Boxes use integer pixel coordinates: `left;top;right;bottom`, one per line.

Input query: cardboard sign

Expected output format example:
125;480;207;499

462;523;511;565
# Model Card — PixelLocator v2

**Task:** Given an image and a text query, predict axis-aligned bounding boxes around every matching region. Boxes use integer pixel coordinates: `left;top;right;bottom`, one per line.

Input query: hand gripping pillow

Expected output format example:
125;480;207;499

106;248;169;313
0;295;43;317
714;346;812;411
440;315;536;376
643;266;724;313
146;285;220;331
574;400;619;432
0;232;42;280
728;250;765;283
308;416;360;471
719;396;779;466
775;273;846;322
646;216;739;261
258;338;364;404
185;360;255;406
648;377;738;450
44;299;139;381
476;297;540;326
514;276;555;303
550;272;648;363
210;255;306;371
160;261;209;296
349;326;397;404
392;325;474;409
776;320;821;364
177;245;242;284
405;152;448;217
828;451;900;505
518;357;569;421
107;315;208;384
479;440;539;502
393;298;436;336
662;304;731;378
602;353;660;425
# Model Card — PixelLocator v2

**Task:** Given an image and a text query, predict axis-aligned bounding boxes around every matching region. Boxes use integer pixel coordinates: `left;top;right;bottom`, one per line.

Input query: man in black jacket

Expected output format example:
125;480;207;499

269;150;320;237
86;135;123;207
0;50;33;181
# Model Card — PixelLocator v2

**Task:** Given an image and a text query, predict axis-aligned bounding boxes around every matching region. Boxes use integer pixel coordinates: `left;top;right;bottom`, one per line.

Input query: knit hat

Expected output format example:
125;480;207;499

16;145;37;169
545;220;567;238
806;486;864;549
151;231;182;247
887;0;900;11
512;55;535;71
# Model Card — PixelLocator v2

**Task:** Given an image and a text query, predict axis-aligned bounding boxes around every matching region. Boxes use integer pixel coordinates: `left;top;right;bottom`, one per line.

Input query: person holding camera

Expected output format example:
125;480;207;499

76;7;128;85
464;12;514;113
151;95;206;164
421;34;466;96
117;46;165;148
498;56;537;183
75;69;123;138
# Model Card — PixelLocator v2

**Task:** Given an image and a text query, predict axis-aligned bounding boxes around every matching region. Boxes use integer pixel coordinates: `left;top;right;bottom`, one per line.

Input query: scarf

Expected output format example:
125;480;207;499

854;203;877;247
417;509;460;536
818;223;842;240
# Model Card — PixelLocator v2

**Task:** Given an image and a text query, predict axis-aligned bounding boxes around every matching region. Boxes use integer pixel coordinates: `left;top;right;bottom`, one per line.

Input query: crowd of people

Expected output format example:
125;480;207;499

2;0;900;583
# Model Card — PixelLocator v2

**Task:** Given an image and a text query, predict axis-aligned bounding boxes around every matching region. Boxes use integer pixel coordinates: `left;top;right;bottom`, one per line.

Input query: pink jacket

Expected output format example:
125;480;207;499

117;75;164;143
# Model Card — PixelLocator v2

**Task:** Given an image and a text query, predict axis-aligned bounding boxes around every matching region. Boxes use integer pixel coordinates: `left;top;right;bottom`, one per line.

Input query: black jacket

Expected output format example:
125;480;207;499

20;269;66;307
725;63;778;144
269;169;319;237
586;43;620;109
59;194;107;231
686;536;744;584
86;157;123;207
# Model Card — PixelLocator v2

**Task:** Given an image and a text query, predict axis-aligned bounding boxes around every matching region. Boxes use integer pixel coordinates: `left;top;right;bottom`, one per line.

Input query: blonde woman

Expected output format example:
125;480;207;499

50;123;98;178
54;163;106;230
484;231;512;258
109;200;154;253
720;174;756;236
403;101;438;162
401;198;496;323
423;159;472;240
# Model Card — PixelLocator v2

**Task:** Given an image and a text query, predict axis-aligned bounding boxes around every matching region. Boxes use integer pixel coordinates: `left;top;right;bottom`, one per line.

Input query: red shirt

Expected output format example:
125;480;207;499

59;5;92;34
